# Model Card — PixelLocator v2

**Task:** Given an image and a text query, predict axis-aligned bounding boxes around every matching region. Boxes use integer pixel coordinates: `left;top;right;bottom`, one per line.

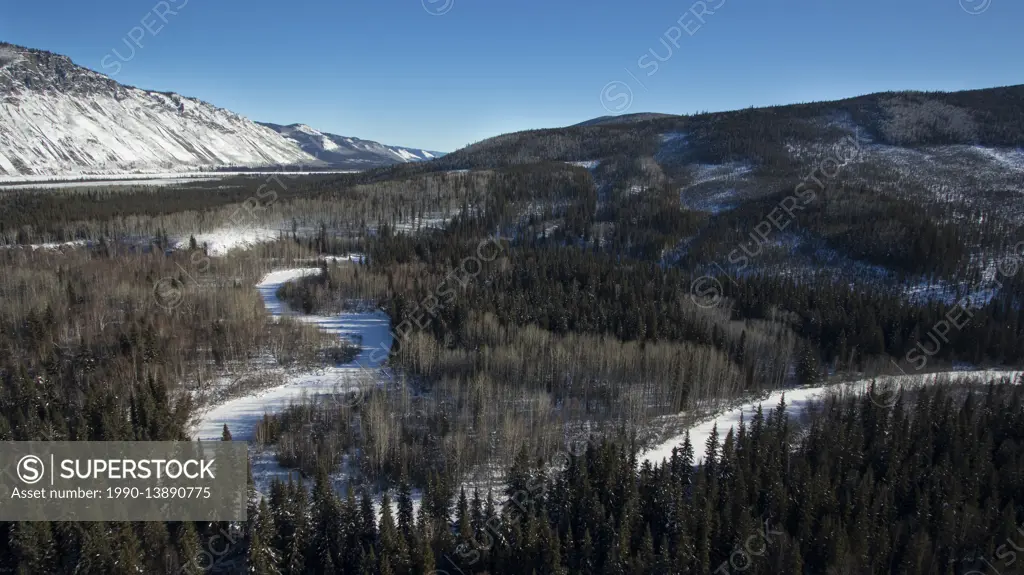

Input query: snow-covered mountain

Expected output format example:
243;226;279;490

0;43;442;178
0;43;319;177
258;122;443;170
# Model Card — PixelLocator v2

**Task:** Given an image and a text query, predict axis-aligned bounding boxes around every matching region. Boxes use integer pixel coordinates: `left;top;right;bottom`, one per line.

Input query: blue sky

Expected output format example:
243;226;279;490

1;0;1020;152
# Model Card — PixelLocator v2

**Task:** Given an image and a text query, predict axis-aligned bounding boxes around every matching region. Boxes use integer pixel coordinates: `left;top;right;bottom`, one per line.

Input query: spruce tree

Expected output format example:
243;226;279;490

309;469;340;573
174;522;204;575
111;522;143;575
283;478;309;575
397;476;416;547
9;522;58;575
378;491;409;574
248;499;281;575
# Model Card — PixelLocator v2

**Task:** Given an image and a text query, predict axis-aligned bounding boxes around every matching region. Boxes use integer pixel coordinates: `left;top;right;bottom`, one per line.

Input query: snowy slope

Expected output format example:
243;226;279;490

170;227;283;257
0;43;320;177
258;122;444;169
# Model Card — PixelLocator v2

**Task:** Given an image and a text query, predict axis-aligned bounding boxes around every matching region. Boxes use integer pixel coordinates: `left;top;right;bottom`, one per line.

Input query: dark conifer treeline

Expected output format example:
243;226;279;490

251;378;1024;575
10;379;1015;573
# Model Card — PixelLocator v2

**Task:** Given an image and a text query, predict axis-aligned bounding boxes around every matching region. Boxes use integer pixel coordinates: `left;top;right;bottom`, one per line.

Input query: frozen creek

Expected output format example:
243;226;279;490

192;268;393;441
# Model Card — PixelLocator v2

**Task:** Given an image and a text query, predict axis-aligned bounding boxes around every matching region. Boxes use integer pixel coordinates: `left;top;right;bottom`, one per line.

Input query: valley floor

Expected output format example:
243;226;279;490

0;170;355;188
191;267;393;441
198;267;1024;509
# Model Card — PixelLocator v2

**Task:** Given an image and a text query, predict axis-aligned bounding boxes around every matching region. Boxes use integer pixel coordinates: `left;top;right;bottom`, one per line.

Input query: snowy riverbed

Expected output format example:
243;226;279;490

639;369;1024;467
191;268;393;441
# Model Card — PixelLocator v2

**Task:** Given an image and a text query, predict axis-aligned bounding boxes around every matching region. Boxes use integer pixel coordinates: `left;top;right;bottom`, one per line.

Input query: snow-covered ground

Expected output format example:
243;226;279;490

566;160;601;170
686;162;754;187
296;254;366;264
0;239;90;250
681;188;739;214
6;228;285;254
392;214;454;233
639;370;1023;467
191;265;412;514
676;162;755;213
172;228;284;257
191;268;393;441
0;177;220;189
0;170;355;186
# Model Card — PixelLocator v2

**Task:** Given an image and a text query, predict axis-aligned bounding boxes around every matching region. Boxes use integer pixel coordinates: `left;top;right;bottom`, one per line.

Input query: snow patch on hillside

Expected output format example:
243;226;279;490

965;145;1024;171
687;162;753;187
0;240;90;251
682;188;738;214
677;162;753;213
172;228;283;256
850;144;1024;203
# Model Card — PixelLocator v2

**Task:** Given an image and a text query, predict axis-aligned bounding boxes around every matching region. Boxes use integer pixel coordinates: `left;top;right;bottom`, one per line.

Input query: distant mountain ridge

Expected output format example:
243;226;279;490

573;113;677;127
431;84;1024;172
410;84;1024;225
0;42;441;178
257;122;443;170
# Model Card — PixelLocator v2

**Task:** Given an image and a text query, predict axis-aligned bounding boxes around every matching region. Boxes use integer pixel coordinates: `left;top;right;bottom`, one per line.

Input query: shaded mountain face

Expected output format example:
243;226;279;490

257;122;444;170
384;84;1024;311
426;85;1024;221
0;43;443;178
435;86;1024;170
